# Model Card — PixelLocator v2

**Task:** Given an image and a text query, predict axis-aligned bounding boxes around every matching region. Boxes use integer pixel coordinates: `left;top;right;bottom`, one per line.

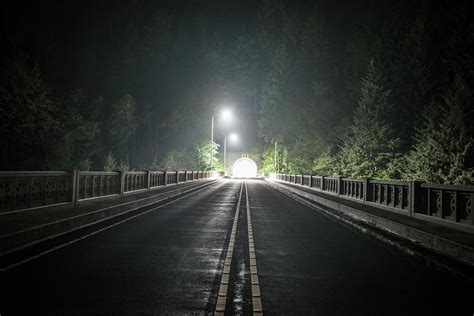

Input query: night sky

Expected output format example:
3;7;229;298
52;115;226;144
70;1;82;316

2;0;263;157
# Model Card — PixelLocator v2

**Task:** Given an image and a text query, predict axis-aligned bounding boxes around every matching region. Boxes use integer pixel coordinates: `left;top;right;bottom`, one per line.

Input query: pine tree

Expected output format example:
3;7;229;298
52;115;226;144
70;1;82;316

103;152;117;171
0;56;59;169
407;76;473;184
196;141;219;170
338;59;401;179
109;94;138;163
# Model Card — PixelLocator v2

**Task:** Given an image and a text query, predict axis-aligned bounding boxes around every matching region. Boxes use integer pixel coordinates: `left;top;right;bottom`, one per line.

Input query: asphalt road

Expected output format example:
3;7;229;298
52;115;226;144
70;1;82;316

1;179;473;315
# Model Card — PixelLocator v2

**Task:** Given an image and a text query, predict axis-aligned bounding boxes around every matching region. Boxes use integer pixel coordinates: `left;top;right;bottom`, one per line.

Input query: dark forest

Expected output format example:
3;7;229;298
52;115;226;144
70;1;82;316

1;0;473;184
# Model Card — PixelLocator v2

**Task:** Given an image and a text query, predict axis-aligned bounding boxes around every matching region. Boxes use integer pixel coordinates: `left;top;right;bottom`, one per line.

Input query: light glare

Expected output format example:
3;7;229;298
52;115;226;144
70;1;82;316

232;158;257;178
229;133;238;142
221;109;232;121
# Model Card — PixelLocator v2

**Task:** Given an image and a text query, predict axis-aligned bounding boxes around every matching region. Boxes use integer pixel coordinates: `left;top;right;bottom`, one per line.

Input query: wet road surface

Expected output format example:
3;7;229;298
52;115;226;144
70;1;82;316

1;179;474;315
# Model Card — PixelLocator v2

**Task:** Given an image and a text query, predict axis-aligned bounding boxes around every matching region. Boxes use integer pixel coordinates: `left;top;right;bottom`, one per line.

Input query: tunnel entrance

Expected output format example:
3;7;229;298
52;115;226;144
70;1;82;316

232;158;258;178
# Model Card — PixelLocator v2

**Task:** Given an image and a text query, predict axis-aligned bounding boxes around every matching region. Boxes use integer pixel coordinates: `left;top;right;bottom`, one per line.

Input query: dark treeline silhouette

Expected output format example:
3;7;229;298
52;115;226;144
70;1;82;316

0;1;472;184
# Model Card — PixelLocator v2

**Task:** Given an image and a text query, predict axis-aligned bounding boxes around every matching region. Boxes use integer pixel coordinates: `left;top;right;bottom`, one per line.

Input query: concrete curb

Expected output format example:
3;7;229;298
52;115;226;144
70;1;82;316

267;179;474;267
0;179;218;256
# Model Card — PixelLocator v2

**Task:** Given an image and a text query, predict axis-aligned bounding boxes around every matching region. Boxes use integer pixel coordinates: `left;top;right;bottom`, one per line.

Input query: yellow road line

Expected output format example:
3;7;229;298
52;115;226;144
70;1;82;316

214;181;243;315
245;181;263;315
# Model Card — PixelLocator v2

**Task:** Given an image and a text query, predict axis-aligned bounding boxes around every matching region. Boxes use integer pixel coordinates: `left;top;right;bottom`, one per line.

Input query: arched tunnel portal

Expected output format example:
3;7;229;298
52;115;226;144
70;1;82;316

232;157;258;178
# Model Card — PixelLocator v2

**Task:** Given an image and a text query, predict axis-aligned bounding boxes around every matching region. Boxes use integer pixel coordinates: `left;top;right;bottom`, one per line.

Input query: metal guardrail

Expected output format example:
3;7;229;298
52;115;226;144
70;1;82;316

271;173;474;231
0;170;217;214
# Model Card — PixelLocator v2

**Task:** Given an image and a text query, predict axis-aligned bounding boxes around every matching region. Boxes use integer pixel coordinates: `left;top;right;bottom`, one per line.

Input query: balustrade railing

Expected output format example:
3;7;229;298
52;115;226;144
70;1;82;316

417;183;473;225
150;171;165;187
78;171;120;200
366;180;410;213
324;177;339;194
166;171;177;184
0;170;215;214
311;176;323;190
341;178;364;201
124;171;148;192
178;171;186;183
0;171;72;213
302;175;311;186
271;173;474;230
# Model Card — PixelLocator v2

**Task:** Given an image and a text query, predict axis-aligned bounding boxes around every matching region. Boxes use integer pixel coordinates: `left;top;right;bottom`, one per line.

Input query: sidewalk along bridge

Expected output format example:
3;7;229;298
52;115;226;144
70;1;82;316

0;172;473;315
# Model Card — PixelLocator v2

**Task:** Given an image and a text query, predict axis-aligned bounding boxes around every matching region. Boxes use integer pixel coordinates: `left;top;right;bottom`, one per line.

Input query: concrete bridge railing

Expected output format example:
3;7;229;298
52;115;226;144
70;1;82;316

0;170;218;214
272;173;474;232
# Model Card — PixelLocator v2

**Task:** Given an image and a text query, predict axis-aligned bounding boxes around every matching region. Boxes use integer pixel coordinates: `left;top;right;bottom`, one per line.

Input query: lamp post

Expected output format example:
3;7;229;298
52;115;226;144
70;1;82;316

210;109;232;170
224;133;238;175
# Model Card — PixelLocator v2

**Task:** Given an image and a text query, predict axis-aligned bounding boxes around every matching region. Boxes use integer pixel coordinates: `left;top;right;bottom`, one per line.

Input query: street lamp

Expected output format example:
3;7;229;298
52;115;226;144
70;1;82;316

224;133;238;175
210;109;232;170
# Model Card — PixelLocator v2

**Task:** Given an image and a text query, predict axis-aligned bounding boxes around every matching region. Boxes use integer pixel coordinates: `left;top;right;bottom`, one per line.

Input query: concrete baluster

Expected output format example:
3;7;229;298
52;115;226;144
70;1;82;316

409;181;421;217
71;170;78;206
147;170;151;189
363;178;369;203
119;171;126;196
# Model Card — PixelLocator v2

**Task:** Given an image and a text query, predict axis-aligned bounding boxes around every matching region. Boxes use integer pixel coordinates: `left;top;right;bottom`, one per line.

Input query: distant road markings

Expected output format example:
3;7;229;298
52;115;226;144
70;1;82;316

245;181;263;315
215;181;243;315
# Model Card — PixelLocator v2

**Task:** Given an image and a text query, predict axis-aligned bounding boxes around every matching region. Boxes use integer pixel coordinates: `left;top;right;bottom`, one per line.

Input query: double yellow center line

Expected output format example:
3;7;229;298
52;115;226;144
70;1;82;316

215;182;242;314
215;180;263;315
246;181;263;315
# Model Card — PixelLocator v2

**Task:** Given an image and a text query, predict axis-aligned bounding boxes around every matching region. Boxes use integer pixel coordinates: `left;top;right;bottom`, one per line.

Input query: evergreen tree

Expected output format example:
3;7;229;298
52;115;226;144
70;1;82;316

407;77;473;184
312;148;337;176
260;144;289;174
103;152;117;171
0;56;59;169
47;89;100;170
338;59;401;179
109;94;138;163
196;141;219;170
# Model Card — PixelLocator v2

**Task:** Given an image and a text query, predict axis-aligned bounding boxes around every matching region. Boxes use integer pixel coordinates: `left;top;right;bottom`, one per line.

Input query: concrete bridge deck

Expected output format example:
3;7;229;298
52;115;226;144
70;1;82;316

1;179;474;315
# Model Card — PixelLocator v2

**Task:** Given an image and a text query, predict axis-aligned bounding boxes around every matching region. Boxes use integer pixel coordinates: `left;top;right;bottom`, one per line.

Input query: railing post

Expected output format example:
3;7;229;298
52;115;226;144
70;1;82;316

71;170;78;206
119;171;126;196
363;178;369;203
300;174;304;185
409;181;421;217
176;171;180;184
163;171;168;186
321;176;325;191
185;171;188;182
147;170;151;189
337;176;342;195
309;175;313;187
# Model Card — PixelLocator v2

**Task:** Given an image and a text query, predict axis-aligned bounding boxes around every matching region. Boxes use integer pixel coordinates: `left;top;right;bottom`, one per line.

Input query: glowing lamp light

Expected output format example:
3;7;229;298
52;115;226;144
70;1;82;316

221;109;232;121
229;133;238;142
232;158;257;178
